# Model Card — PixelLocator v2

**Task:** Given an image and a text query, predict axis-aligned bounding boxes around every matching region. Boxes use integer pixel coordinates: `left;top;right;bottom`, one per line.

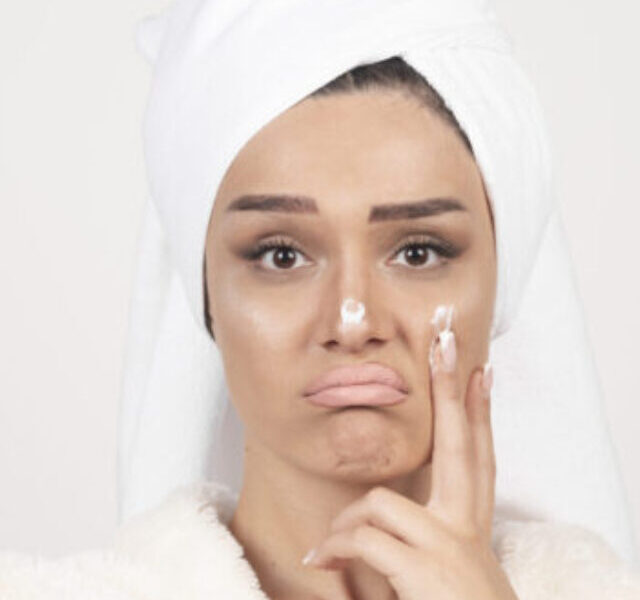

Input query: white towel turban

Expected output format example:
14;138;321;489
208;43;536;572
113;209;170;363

119;0;638;568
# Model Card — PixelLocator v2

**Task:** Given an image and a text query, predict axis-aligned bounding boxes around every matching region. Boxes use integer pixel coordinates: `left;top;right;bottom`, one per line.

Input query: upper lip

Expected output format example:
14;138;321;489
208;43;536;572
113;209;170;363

303;362;409;396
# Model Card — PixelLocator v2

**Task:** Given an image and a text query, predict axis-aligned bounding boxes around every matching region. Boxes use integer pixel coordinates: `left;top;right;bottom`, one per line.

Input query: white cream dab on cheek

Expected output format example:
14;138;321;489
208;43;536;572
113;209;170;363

430;303;454;333
340;297;366;326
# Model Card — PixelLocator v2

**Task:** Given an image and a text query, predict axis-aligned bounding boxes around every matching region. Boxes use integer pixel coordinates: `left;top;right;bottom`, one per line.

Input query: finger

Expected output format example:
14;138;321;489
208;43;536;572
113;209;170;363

328;486;456;554
427;305;475;533
465;363;497;541
305;523;418;578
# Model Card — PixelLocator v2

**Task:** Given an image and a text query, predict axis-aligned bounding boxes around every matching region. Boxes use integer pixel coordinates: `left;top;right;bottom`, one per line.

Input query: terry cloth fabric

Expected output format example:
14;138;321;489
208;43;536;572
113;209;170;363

2;481;640;599
118;0;639;569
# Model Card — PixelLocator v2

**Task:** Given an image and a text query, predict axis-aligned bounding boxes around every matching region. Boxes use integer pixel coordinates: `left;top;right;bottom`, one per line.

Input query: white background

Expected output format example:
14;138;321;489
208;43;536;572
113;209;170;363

1;1;638;557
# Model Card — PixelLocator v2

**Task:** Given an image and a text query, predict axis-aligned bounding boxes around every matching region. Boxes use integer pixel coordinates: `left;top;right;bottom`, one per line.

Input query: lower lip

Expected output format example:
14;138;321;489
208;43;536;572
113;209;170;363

305;384;408;408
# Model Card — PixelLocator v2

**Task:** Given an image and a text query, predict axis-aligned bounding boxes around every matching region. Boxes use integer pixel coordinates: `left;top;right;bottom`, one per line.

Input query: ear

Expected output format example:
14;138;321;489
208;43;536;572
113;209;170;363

134;12;170;64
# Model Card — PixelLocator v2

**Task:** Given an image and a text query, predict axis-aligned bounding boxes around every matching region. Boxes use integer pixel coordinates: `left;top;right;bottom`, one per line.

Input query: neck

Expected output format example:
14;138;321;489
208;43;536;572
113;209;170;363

228;437;431;600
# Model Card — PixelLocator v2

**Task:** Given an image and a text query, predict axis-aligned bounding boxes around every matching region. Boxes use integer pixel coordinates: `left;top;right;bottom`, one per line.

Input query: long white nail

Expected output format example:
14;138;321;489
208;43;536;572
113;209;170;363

429;304;456;373
482;361;493;396
440;330;457;372
302;547;317;565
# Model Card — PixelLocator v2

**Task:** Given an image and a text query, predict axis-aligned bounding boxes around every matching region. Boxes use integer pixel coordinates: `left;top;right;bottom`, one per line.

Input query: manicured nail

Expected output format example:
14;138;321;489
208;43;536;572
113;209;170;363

481;361;493;396
302;547;317;565
440;330;457;372
428;335;438;372
429;304;456;374
429;333;446;373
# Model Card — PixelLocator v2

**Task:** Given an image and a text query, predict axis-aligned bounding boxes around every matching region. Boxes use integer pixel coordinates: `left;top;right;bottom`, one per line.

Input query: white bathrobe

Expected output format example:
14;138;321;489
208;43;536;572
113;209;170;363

1;480;640;599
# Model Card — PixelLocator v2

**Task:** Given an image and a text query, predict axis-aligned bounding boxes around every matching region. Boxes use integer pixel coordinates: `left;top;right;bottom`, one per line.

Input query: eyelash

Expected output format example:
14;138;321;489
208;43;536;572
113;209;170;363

242;234;461;271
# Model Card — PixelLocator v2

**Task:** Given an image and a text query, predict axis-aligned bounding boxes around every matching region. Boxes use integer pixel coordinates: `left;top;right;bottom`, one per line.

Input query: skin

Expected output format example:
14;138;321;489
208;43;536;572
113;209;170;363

204;89;504;599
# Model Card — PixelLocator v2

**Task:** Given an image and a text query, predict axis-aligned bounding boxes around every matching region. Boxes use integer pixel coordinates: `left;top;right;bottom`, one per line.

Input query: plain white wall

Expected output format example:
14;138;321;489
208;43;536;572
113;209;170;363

1;0;638;558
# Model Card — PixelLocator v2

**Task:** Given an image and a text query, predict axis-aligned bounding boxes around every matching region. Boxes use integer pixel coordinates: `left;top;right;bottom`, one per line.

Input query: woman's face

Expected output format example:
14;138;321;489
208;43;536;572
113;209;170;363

205;89;496;483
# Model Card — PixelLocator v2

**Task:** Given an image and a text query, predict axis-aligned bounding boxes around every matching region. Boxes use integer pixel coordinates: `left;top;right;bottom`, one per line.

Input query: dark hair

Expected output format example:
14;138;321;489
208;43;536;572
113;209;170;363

203;55;475;342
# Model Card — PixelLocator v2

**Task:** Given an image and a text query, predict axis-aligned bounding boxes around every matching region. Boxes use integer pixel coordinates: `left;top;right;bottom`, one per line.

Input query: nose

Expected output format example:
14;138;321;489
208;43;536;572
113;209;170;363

340;297;366;326
334;296;374;351
323;252;386;353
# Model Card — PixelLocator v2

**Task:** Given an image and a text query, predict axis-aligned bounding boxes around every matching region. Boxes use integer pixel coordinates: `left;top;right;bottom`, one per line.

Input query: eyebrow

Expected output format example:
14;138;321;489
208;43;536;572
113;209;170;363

225;194;468;222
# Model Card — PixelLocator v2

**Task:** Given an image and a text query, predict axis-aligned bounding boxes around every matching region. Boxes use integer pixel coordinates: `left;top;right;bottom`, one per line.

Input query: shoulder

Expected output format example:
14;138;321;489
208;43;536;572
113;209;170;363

0;481;256;600
492;517;640;599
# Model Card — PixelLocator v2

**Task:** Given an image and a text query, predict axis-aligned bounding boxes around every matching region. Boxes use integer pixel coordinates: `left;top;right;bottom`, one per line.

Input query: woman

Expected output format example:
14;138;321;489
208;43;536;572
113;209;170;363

3;1;640;598
204;61;502;598
3;54;640;600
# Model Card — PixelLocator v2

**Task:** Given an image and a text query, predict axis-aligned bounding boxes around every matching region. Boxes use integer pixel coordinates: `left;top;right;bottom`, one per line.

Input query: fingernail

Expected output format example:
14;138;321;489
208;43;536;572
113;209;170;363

440;330;457;372
481;361;493;396
302;547;317;565
429;304;456;374
428;335;438;372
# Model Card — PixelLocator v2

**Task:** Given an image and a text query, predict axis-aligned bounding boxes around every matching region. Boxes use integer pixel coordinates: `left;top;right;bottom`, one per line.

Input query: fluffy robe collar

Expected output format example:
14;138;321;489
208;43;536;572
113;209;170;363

111;480;640;599
2;480;640;599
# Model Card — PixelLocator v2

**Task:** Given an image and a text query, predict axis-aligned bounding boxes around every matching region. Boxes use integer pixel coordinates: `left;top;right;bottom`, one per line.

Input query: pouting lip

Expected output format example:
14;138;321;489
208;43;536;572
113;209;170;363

303;361;409;396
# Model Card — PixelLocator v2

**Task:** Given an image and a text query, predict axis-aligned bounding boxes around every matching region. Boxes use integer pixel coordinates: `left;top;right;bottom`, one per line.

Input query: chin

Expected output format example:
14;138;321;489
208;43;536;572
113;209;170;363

321;446;427;484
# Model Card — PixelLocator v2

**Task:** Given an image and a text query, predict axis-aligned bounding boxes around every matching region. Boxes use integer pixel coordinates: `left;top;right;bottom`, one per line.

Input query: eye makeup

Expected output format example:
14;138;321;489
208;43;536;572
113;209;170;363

389;234;463;261
239;234;305;262
238;232;464;269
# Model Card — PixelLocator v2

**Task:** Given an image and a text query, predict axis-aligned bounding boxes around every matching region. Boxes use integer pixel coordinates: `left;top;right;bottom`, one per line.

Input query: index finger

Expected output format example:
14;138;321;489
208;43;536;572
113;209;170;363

466;361;497;541
427;304;476;535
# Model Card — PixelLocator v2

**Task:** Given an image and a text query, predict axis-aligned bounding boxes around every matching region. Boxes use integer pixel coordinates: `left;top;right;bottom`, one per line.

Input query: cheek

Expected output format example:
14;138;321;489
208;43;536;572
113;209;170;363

397;270;489;346
212;259;302;350
397;268;492;391
210;267;305;423
424;268;494;382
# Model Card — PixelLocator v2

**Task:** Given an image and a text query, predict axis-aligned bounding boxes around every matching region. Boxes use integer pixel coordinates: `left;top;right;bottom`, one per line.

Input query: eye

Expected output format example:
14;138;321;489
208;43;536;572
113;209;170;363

242;234;461;272
243;236;311;271
390;235;459;270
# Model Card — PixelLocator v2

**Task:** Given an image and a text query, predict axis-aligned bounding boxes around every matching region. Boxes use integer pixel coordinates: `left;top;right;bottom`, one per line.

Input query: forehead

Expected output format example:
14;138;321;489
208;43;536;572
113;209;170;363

213;89;483;218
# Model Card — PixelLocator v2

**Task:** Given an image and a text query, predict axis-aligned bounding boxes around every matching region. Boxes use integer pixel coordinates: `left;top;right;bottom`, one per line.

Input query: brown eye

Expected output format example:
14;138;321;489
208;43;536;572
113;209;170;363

392;242;447;270
404;245;429;266
270;246;297;269
243;237;311;271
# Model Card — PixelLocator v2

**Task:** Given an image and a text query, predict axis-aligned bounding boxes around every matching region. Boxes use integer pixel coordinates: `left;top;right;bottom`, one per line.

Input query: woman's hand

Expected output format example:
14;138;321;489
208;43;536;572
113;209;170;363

302;311;519;600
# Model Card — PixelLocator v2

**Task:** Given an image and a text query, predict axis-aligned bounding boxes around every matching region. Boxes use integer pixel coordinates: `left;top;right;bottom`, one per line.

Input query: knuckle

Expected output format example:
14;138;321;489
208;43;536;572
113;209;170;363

440;387;460;404
438;514;481;548
460;523;484;549
366;486;390;511
443;435;471;458
351;524;374;548
439;528;481;566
